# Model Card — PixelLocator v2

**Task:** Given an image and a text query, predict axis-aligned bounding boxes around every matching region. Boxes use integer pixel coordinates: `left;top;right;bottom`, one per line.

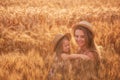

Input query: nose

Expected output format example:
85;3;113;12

77;36;81;41
68;45;70;48
67;45;70;49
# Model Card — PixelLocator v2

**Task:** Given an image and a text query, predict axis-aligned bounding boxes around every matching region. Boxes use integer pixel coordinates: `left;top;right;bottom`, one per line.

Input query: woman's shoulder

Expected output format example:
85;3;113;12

88;50;100;62
85;50;99;60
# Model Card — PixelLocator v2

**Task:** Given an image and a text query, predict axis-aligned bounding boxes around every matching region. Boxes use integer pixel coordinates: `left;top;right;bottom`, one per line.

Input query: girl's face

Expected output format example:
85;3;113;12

62;39;70;53
74;29;86;48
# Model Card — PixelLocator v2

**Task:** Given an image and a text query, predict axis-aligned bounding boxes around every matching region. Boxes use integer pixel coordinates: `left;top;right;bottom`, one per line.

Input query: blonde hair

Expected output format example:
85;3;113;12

55;37;70;57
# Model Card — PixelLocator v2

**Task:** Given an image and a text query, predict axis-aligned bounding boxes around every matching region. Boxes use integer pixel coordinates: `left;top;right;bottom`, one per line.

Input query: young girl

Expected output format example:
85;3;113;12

48;33;72;80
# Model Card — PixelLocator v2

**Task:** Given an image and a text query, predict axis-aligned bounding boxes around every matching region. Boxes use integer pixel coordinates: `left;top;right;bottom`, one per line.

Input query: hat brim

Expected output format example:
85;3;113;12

72;22;94;36
53;33;71;52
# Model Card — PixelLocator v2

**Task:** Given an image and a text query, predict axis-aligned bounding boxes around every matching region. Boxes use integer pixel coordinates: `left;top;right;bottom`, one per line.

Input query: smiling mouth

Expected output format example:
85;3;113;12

78;41;83;44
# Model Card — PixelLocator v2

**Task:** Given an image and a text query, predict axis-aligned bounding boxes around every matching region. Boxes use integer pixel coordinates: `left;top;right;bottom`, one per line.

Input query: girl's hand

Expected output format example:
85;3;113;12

61;53;69;60
79;53;94;61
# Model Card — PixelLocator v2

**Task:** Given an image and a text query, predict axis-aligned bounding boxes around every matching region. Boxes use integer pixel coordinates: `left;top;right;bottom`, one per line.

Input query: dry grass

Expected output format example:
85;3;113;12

0;0;120;80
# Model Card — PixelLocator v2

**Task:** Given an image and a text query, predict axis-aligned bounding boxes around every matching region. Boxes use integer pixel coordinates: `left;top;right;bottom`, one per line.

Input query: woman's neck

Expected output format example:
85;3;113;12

79;46;89;53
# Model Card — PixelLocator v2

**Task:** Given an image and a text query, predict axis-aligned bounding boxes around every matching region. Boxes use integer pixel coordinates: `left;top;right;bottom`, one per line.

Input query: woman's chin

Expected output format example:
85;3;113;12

78;45;85;48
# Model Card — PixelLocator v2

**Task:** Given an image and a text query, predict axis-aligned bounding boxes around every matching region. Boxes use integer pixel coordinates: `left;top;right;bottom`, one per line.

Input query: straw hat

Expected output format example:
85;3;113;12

52;33;71;52
73;21;94;35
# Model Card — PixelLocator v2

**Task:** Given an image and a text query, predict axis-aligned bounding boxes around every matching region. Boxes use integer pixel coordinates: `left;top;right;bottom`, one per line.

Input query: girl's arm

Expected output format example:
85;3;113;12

61;53;94;61
61;53;82;60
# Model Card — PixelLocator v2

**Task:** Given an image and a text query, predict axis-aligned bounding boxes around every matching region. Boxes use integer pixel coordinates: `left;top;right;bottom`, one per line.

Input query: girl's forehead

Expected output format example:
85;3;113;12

62;39;69;44
62;38;70;42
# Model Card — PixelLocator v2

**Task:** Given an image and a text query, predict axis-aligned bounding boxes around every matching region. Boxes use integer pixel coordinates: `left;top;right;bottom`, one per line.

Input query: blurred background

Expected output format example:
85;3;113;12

0;0;120;80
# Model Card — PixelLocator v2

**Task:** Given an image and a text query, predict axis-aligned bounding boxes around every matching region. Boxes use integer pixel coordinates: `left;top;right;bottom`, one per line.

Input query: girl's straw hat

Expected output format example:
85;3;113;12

73;21;94;35
52;33;71;51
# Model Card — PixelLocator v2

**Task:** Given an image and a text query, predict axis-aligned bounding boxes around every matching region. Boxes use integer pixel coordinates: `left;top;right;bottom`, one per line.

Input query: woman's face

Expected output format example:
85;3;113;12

62;39;70;53
74;29;86;48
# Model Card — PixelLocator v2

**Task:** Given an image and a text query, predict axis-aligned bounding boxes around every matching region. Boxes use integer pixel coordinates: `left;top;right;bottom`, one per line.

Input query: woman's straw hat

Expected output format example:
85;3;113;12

52;33;71;52
73;21;94;35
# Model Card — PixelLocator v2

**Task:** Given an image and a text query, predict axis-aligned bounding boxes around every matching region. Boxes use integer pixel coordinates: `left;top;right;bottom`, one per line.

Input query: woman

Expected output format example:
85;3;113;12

73;21;100;80
73;21;100;61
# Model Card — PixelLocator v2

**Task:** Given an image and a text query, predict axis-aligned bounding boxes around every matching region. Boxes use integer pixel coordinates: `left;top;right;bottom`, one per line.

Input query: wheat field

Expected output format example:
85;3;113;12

0;0;120;80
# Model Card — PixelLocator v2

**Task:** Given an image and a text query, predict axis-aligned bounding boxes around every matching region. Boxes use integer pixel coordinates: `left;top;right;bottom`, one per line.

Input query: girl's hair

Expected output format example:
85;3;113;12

55;37;70;57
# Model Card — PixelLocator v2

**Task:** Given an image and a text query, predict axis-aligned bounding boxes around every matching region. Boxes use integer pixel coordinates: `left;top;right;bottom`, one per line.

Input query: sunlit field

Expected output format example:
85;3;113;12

0;0;120;80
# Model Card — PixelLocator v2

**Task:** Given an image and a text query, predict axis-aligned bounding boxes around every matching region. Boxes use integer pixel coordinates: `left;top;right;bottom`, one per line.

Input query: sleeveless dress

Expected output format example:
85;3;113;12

48;53;71;80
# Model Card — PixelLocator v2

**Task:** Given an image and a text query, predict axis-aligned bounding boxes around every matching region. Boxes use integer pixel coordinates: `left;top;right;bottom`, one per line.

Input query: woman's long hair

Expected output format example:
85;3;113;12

73;26;100;62
74;26;100;79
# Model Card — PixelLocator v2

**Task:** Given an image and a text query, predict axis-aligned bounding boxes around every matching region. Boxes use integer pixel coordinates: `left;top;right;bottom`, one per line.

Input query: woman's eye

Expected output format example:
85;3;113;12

81;35;85;38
